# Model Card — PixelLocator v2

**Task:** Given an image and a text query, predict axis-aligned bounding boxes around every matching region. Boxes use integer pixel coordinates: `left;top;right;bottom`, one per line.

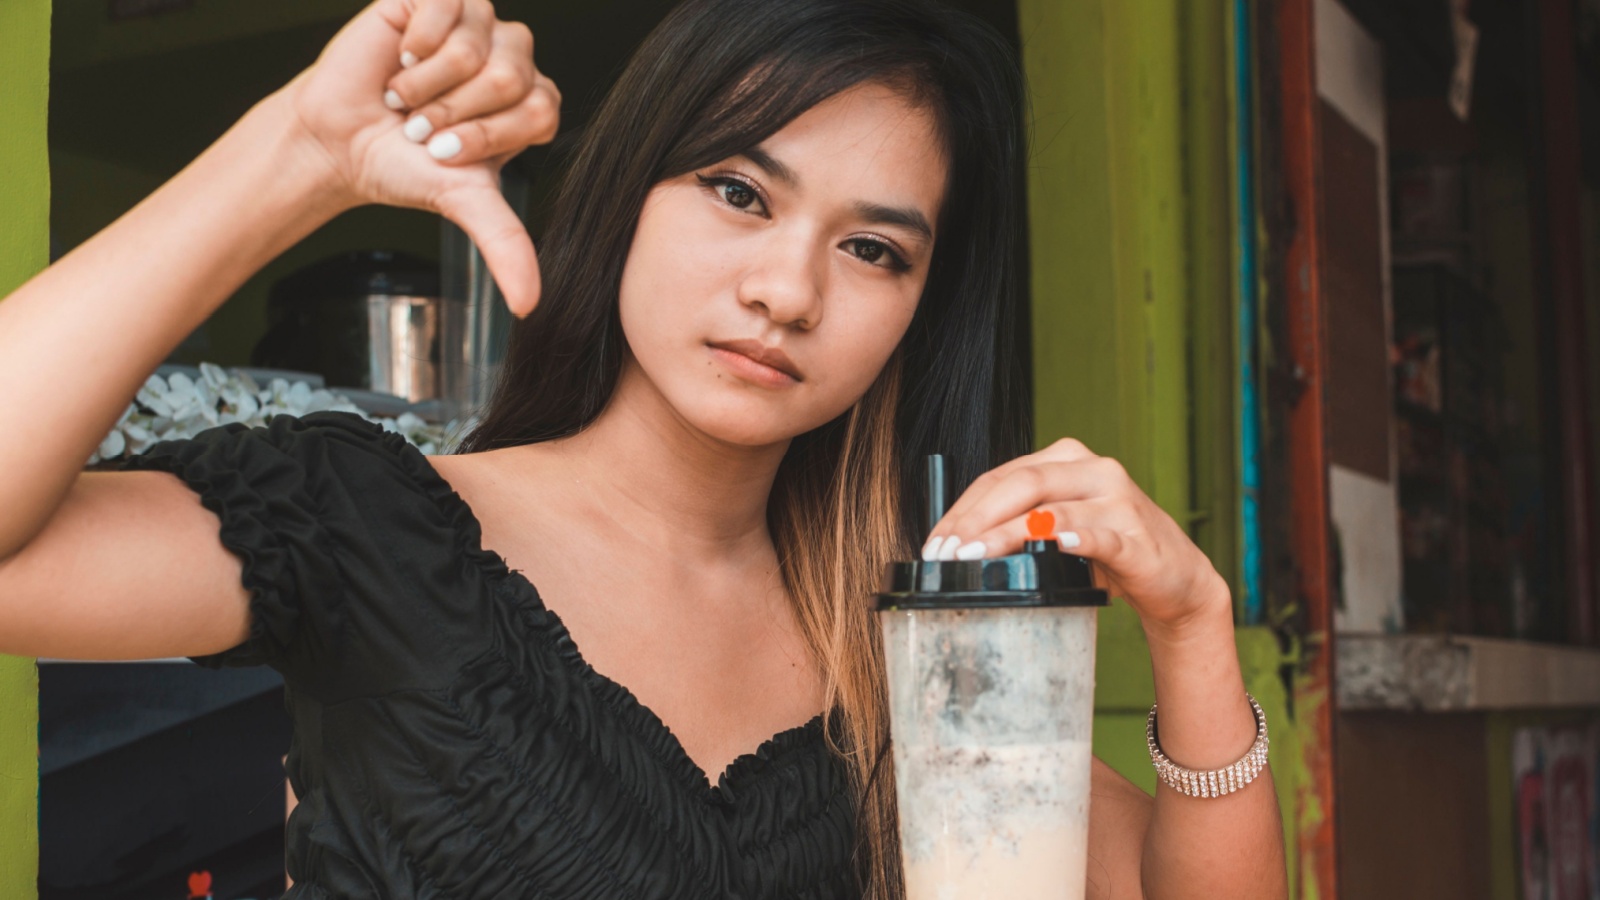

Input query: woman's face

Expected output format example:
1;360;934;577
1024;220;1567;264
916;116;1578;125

616;81;948;447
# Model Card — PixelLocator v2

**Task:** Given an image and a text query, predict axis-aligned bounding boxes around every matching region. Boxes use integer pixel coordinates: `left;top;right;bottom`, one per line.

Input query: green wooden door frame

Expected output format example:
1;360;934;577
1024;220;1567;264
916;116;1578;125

1017;0;1296;890
0;0;48;895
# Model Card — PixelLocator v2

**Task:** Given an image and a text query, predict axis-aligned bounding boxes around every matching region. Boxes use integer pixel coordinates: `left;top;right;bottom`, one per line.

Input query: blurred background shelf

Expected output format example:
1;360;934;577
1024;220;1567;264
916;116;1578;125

1338;633;1600;711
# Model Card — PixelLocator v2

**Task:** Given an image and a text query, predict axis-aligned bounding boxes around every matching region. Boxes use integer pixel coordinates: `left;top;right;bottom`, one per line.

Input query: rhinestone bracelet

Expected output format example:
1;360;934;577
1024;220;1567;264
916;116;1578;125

1146;693;1269;798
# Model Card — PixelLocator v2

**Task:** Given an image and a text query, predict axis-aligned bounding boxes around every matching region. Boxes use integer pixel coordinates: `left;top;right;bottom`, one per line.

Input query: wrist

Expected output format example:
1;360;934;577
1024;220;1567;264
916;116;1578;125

235;86;360;221
1140;569;1235;650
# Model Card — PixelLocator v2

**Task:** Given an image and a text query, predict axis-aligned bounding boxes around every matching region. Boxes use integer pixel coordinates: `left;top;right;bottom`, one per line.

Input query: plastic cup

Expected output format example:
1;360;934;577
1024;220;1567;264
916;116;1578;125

876;533;1105;899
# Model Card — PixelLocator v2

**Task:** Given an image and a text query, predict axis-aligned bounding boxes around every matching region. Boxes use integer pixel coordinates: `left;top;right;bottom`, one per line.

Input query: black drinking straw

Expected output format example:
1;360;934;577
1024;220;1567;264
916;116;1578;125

926;454;946;533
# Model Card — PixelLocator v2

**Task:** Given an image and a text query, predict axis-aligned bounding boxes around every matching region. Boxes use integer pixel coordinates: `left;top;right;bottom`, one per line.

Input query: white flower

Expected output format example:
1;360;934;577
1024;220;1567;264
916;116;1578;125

91;364;471;465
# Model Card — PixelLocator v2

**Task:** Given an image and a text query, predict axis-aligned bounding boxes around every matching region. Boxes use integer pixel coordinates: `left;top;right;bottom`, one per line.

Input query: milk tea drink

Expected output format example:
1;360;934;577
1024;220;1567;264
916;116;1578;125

877;459;1105;900
879;604;1097;899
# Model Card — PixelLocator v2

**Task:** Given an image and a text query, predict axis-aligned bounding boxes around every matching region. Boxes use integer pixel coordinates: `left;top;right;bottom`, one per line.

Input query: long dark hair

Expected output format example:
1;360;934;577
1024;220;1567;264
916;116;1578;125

459;0;1030;894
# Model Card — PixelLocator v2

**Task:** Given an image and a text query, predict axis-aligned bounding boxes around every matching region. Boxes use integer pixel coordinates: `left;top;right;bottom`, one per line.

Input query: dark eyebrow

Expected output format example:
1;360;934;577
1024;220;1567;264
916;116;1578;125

738;146;800;188
853;201;934;245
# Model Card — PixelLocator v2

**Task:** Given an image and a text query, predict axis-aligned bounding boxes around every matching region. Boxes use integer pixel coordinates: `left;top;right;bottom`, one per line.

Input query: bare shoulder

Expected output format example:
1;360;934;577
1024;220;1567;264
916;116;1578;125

425;444;552;505
423;444;566;562
1087;755;1152;900
425;443;548;496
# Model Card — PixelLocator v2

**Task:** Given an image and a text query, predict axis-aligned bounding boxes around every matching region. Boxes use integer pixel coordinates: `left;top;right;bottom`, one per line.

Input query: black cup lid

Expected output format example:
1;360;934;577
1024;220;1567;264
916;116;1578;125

874;539;1109;611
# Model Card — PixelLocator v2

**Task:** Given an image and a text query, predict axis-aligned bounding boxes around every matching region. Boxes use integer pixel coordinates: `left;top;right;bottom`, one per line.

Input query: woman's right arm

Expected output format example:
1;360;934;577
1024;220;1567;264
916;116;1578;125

0;0;557;660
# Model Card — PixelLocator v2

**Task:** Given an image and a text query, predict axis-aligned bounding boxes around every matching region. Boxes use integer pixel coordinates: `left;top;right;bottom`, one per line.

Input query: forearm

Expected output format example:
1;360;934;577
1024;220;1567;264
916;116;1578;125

1138;579;1288;899
0;89;350;560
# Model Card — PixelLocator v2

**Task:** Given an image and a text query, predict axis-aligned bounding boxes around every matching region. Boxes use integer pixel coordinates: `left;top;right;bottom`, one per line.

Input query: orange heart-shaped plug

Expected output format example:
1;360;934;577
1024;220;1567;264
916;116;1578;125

1026;508;1055;540
188;871;212;898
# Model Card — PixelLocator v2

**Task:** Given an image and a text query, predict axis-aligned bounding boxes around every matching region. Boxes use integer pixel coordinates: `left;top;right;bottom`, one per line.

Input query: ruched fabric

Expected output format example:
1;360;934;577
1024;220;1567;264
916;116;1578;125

113;411;862;899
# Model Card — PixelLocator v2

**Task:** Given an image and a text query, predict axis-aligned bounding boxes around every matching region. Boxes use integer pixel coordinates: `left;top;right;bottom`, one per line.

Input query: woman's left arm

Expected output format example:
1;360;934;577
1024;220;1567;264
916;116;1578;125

924;438;1289;900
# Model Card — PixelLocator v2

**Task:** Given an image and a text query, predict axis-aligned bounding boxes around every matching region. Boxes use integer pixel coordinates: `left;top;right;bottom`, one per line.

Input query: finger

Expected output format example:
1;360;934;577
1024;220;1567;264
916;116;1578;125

943;498;1117;560
388;5;494;118
929;457;1125;553
1053;526;1128;569
397;0;467;67
407;25;537;130
929;437;1098;545
420;84;560;165
1037;436;1098;461
437;186;542;316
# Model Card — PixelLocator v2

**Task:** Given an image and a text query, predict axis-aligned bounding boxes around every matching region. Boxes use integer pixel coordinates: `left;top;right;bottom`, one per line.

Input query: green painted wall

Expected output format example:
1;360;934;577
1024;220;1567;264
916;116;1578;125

1017;0;1190;512
1018;0;1297;887
0;0;48;894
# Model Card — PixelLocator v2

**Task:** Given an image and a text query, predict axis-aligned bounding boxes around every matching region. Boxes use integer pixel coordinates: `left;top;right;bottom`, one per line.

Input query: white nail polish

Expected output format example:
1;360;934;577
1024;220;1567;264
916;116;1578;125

955;541;987;561
937;535;961;561
921;535;942;561
1058;531;1082;550
400;50;420;68
427;132;463;160
383;89;406;111
403;114;434;143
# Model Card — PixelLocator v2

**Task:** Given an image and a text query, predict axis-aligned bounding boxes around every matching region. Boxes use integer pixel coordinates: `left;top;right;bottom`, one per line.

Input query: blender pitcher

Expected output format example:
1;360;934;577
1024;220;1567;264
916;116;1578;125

876;456;1107;900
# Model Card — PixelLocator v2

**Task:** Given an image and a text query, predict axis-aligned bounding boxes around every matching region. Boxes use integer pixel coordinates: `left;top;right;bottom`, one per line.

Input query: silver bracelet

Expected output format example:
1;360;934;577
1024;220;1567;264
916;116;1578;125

1146;693;1269;798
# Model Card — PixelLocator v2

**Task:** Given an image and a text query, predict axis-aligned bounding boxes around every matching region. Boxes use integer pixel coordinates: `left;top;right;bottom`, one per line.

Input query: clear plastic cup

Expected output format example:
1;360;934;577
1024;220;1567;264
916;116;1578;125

877;529;1104;899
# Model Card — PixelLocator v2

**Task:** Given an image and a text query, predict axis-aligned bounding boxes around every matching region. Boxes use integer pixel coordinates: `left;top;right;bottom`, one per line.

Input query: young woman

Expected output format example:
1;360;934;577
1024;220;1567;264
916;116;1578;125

0;0;1288;897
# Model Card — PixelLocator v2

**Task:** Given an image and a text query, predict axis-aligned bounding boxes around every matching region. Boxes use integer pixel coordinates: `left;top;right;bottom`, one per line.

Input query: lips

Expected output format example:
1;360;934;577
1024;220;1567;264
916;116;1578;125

707;339;804;382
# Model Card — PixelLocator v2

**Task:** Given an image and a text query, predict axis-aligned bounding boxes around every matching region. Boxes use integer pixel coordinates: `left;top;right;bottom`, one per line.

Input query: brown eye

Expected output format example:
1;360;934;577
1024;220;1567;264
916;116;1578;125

696;173;768;215
853;241;886;263
845;238;910;271
721;182;757;209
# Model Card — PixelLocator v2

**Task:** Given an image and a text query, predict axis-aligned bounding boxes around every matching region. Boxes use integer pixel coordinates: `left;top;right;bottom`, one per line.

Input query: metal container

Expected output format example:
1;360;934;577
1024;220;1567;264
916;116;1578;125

251;250;455;406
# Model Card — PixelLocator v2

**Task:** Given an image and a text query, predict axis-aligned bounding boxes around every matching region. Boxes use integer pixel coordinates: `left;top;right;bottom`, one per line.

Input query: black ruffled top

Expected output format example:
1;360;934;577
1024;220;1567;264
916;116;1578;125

112;411;861;899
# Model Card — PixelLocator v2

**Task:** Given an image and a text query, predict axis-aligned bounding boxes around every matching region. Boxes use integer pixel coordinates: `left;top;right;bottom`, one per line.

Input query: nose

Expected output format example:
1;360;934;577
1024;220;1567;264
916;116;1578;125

736;233;825;330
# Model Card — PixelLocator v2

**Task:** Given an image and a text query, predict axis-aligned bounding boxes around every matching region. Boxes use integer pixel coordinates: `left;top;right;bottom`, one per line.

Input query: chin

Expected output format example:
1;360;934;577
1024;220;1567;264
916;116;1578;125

678;400;811;448
664;385;839;448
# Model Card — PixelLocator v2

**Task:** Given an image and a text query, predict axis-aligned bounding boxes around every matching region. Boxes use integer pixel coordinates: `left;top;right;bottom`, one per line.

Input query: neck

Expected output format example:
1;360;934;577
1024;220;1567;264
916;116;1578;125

547;358;790;563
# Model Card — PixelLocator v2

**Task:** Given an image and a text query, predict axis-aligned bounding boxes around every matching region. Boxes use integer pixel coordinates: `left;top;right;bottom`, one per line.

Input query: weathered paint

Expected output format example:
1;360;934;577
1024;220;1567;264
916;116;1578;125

1232;0;1266;626
1275;0;1340;896
0;0;49;894
1237;625;1298;878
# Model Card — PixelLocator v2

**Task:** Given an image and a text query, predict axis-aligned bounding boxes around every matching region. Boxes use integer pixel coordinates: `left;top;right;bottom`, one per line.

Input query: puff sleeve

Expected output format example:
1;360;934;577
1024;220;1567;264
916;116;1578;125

108;410;457;692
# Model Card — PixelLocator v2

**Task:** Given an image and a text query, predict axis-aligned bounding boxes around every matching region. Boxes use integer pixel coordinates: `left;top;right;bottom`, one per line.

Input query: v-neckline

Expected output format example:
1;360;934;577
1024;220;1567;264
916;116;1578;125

402;441;829;796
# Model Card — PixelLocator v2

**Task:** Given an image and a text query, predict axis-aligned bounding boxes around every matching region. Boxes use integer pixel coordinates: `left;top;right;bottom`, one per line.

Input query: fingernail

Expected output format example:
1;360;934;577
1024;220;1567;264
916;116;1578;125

427;132;463;160
403;114;434;143
955;541;988;561
400;50;420;68
1058;531;1082;550
937;535;961;561
383;89;406;111
921;535;942;561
